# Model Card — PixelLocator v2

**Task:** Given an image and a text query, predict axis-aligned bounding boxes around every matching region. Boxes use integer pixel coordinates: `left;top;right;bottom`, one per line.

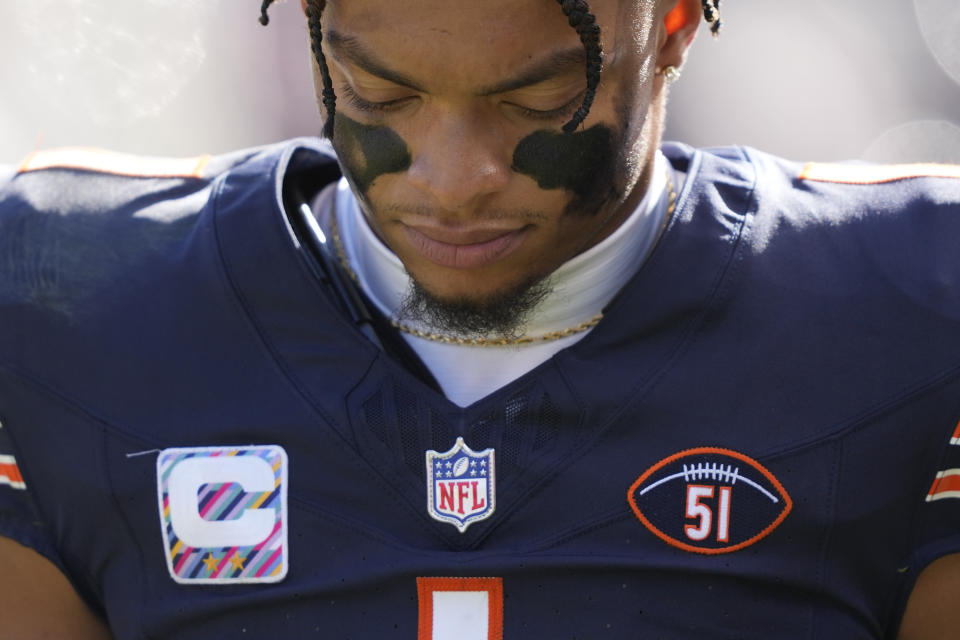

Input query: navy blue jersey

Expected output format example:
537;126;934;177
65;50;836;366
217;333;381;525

1;139;960;638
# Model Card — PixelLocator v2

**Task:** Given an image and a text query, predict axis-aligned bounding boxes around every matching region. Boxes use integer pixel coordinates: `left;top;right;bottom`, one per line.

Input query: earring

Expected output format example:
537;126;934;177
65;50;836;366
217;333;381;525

655;65;681;83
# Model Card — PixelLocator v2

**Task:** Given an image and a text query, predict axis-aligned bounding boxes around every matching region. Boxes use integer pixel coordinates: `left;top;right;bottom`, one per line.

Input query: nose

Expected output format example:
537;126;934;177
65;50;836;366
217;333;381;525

406;110;511;212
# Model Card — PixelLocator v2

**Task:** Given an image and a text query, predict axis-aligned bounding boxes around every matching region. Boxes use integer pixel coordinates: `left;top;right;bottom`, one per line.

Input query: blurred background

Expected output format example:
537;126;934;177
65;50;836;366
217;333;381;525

1;0;958;165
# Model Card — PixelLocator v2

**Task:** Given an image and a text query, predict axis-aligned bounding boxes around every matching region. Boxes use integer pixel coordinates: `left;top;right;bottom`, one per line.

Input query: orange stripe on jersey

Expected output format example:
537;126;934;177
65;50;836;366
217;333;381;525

927;469;960;501
799;162;960;185
951;419;960;445
18;147;210;179
0;456;26;490
417;577;503;640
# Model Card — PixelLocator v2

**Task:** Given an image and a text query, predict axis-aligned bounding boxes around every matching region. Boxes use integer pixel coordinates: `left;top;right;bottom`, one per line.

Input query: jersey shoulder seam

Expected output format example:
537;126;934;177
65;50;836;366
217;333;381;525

17;147;210;179
799;162;960;185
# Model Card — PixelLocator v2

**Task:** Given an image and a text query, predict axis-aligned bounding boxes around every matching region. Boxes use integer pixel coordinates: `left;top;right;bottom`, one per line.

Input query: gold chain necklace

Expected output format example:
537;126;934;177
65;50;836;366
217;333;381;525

329;171;677;347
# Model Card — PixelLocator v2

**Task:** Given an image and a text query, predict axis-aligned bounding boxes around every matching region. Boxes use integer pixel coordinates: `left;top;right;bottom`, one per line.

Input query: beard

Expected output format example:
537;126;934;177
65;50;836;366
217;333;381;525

398;274;552;341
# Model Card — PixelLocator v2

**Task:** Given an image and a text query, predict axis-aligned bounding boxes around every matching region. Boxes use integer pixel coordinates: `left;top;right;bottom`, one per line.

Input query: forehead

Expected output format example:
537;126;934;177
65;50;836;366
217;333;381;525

324;0;624;84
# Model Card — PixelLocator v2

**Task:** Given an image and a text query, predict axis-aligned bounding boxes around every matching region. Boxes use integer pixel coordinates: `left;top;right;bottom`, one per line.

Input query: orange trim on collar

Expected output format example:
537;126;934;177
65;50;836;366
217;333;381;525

18;147;210;179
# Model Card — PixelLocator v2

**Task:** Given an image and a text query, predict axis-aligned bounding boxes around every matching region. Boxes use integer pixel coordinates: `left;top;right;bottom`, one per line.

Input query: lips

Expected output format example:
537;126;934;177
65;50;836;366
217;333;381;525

402;224;530;269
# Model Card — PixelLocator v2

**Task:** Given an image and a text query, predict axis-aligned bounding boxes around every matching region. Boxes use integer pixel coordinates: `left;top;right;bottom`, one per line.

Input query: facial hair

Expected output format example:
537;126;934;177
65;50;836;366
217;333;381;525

399;274;552;340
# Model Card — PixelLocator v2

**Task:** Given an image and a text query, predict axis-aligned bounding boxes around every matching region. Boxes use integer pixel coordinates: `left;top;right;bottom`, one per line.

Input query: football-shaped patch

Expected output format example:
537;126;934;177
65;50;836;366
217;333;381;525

627;447;791;554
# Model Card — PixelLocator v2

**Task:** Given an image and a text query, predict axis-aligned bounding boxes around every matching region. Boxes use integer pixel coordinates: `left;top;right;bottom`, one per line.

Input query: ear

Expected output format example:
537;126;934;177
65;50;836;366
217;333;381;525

659;0;701;67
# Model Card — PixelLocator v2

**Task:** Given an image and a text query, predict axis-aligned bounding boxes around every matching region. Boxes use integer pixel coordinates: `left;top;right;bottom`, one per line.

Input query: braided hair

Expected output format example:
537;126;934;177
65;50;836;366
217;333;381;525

701;0;722;36
259;0;723;135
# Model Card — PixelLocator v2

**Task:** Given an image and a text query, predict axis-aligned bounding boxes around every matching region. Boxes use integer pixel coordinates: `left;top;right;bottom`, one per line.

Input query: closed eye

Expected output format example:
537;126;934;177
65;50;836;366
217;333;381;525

340;84;417;114
339;83;584;123
507;90;585;122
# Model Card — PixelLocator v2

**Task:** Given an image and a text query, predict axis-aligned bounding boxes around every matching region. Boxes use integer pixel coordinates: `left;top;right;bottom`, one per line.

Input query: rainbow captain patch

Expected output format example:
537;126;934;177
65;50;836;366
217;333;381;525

156;445;288;584
628;447;791;554
426;437;495;533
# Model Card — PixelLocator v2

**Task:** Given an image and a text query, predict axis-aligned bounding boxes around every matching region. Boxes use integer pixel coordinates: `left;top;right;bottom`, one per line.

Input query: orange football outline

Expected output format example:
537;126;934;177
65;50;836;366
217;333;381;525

627;446;793;555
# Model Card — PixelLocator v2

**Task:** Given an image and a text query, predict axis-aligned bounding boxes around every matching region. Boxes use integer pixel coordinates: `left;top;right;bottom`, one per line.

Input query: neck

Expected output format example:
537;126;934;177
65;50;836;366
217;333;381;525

309;150;674;406
327;150;673;341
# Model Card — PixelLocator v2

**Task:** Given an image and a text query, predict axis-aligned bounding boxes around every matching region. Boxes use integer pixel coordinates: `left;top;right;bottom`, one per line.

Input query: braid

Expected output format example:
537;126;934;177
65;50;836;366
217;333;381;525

556;0;603;133
306;1;337;138
258;0;273;26
259;0;336;138
701;0;723;36
257;0;724;136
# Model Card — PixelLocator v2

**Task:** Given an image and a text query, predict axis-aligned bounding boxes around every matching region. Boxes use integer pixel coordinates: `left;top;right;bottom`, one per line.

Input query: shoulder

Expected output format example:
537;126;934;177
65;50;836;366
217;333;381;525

672;144;960;273
0;139;338;315
740;146;960;222
741;148;960;279
664;143;960;381
666;142;960;210
0;138;339;226
0;138;338;229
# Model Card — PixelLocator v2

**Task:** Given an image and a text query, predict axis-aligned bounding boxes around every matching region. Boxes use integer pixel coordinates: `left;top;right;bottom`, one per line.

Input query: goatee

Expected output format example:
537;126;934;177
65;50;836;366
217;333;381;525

399;276;552;340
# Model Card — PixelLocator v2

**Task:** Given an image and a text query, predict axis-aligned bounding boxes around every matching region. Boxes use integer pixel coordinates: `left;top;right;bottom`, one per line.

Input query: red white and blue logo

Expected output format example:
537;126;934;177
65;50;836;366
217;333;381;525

426;437;495;533
628;447;791;554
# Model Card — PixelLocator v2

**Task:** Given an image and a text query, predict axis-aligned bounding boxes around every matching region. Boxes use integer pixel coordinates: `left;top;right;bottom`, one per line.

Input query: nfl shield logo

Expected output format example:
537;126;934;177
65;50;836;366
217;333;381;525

426;437;495;533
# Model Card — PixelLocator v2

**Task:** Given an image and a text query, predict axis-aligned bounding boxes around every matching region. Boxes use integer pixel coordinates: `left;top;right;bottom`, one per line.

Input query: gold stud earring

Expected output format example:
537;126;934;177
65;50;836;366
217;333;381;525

655;65;681;83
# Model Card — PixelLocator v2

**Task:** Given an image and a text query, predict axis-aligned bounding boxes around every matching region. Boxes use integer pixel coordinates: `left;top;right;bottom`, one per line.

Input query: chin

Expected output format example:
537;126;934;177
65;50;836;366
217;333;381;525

400;271;552;338
417;278;510;306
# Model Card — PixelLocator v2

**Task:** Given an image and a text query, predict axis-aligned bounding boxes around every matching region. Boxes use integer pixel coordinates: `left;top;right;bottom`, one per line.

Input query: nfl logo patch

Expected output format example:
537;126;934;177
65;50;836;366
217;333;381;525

426;437;495;533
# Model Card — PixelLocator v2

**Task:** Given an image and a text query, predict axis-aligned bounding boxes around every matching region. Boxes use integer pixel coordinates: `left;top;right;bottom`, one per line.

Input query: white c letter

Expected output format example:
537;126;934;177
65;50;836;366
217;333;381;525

168;456;275;548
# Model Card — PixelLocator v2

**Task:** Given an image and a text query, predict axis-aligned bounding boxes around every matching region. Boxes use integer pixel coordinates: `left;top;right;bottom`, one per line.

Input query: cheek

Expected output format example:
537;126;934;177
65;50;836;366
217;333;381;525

510;124;618;217
332;115;412;196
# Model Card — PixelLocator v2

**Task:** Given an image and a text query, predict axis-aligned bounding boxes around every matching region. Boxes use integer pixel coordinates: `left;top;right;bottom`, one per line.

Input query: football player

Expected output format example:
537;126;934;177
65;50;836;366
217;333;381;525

2;0;960;638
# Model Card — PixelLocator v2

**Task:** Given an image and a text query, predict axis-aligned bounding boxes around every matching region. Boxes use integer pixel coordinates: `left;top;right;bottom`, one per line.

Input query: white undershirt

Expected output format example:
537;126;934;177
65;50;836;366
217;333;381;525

313;151;670;407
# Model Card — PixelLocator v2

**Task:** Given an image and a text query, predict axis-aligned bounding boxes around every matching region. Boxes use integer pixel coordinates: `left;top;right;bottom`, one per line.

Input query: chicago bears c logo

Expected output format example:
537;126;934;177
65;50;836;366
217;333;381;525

627;447;791;554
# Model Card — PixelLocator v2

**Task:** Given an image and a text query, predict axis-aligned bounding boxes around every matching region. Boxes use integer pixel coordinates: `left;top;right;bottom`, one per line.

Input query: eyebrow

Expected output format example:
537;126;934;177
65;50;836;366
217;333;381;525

326;30;427;92
476;47;586;96
325;30;586;97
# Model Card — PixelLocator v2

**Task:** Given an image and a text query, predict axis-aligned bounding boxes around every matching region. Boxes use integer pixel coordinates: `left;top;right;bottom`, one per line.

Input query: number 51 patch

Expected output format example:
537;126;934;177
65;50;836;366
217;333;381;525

156;445;288;584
